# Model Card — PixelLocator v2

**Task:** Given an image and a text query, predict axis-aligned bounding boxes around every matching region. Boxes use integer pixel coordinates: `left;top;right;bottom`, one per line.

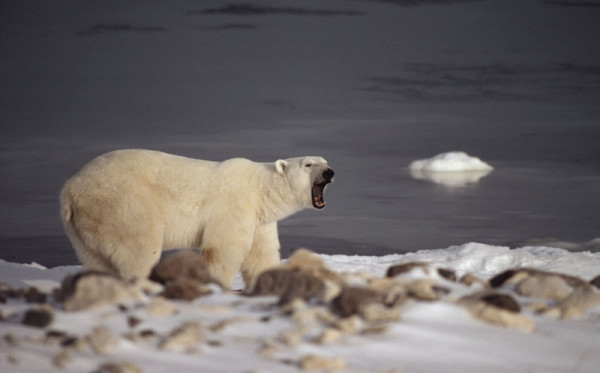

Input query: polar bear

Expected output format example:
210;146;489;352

60;149;334;289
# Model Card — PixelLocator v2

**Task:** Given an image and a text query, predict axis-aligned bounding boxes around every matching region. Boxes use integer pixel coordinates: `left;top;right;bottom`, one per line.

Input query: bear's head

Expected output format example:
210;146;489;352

275;156;334;210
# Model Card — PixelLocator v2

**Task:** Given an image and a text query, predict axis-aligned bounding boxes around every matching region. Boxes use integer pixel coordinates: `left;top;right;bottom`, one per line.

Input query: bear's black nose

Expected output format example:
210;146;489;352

323;168;334;180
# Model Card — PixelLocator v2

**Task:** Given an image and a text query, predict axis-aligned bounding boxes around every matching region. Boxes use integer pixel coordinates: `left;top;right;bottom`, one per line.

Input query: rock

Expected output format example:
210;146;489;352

459;292;533;332
23;287;47;303
480;293;520;313
314;328;342;344
590;274;600;289
91;362;143;373
87;326;119;355
252;268;325;304
367;278;407;307
386;262;429;277
460;273;488;288
209;317;254;332
52;350;70;368
145;297;178;316
58;271;142;311
258;339;279;358
555;285;600;319
160;321;204;350
282;249;343;301
359;303;402;322
160;277;213;301
127;316;142;328
334;315;362;334
387;262;456;284
285;248;327;270
437;268;457;282
489;269;518;288
405;279;447;301
490;268;587;289
300;355;347;372
22;306;54;328
331;286;381;318
149;250;212;285
280;326;311;347
515;274;572;300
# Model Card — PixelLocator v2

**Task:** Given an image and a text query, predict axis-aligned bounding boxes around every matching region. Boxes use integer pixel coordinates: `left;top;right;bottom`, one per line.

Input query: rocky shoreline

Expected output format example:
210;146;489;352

2;249;600;372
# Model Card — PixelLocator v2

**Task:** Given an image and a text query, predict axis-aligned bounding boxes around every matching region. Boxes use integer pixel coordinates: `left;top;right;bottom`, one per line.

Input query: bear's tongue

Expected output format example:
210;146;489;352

312;183;326;209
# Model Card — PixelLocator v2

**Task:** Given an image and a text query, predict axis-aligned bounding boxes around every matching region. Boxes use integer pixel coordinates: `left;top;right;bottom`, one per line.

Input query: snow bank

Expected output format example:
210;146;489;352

1;243;599;373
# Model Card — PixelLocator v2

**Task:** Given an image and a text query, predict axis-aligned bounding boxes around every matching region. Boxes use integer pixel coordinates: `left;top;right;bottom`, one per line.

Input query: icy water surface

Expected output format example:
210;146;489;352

1;0;599;266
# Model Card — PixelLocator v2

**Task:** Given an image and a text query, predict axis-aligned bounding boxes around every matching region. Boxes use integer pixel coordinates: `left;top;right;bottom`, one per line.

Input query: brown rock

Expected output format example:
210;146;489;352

58;271;141;311
332;286;380;318
300;355;347;371
459;292;533;332
490;268;587;289
145;297;178;316
252;268;325;304
590;274;600;289
91;362;143;373
23;287;47;303
160;321;204;350
515;274;572;300
52;350;70;369
386;262;429;277
480;293;520;313
160;277;213;301
87;326;119;355
22;306;54;328
150;250;212;285
556;285;600;319
460;273;488;287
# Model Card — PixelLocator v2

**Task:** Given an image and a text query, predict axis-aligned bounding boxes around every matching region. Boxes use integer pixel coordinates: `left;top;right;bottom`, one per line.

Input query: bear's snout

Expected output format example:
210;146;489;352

322;168;334;181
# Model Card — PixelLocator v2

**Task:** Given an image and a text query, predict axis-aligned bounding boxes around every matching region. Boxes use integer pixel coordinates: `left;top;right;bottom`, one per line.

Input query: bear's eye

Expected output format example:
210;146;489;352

305;163;312;168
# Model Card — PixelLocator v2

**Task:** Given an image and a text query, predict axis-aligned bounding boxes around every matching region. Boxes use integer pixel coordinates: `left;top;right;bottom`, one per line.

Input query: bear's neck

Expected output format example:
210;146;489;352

257;169;305;224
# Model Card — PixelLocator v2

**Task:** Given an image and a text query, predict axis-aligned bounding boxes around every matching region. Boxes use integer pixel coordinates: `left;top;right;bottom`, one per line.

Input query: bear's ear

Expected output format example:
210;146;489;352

275;159;288;174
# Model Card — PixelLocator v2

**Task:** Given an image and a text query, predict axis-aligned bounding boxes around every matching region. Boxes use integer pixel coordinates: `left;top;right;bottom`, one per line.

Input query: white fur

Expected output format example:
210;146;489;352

60;149;331;288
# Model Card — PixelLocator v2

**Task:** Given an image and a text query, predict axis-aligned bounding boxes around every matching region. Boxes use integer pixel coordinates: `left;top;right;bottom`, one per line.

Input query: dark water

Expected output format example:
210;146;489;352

1;0;599;267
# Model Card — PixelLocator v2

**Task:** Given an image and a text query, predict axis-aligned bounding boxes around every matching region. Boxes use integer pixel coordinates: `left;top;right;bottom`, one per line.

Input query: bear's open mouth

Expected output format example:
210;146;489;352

312;181;329;209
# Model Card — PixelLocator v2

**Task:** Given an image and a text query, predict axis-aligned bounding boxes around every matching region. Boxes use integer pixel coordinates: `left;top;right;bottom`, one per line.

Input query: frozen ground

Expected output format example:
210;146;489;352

1;243;600;373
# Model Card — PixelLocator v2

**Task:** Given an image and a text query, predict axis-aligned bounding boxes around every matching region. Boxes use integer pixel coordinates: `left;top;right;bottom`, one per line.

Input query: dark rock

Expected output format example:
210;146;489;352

128;316;142;328
437;268;457;282
331;286;381;317
489;269;517;288
160;277;213;301
150;250;212;285
590;274;600;289
46;329;67;337
481;293;520;313
60;336;79;347
139;329;156;338
23;287;47;303
22;307;54;328
252;268;325;304
386;262;428;277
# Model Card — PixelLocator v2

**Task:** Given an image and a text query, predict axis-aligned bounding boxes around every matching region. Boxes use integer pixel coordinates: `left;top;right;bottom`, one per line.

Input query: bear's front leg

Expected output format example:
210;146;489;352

200;222;255;289
240;222;281;291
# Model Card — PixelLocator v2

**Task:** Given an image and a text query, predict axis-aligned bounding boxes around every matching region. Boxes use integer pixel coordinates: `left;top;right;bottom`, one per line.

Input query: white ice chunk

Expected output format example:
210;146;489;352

409;151;493;187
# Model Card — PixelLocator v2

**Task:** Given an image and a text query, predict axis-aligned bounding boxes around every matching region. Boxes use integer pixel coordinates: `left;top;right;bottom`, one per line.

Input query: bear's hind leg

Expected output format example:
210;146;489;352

241;222;281;290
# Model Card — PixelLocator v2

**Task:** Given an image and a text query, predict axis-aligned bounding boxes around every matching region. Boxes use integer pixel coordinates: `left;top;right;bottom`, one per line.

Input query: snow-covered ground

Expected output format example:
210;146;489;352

1;243;600;373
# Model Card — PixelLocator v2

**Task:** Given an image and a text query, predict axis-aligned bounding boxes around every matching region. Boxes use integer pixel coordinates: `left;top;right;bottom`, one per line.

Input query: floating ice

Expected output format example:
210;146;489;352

409;151;493;187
